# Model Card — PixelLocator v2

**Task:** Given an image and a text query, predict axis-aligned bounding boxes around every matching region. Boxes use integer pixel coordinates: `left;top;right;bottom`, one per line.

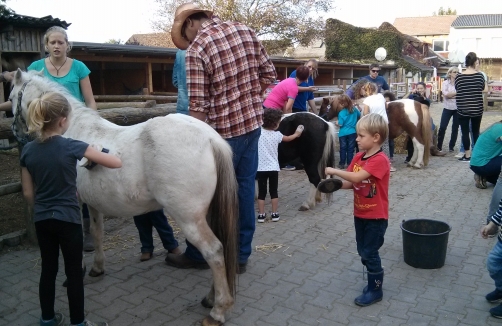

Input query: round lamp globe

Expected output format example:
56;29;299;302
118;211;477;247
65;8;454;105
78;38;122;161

375;47;387;61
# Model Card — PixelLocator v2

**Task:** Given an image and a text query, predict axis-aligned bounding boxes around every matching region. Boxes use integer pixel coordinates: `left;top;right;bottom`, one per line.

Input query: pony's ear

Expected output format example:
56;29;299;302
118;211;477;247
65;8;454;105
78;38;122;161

322;97;329;104
14;68;23;84
35;69;44;76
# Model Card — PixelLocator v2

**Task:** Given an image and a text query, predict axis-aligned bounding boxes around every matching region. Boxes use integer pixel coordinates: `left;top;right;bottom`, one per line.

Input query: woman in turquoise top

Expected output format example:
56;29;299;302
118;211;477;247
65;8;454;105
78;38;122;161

0;26;97;111
470;121;502;189
29;26;97;109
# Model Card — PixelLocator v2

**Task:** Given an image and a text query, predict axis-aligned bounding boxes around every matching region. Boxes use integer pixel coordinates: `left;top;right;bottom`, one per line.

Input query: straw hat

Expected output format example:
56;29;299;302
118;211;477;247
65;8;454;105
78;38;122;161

171;3;213;50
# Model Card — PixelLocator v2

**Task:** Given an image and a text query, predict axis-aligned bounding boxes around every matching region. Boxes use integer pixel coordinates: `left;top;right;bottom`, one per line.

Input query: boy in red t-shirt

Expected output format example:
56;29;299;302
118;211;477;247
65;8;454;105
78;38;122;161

319;113;390;307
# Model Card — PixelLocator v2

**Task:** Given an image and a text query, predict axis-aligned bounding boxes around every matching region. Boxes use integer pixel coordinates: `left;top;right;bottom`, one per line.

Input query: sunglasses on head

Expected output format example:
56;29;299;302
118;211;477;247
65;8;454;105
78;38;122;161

371;69;380;73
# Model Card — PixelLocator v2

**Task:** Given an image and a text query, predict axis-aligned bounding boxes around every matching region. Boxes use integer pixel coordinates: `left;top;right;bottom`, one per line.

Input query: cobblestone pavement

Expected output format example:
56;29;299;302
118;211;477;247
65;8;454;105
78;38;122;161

2;104;502;326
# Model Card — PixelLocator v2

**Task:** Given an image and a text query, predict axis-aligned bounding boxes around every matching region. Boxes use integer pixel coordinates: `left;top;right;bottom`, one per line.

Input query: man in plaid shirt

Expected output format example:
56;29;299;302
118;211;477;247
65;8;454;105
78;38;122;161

167;3;277;273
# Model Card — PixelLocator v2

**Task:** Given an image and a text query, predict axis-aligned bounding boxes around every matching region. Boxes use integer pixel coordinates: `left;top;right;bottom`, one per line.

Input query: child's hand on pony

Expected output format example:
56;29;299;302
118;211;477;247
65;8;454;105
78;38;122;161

295;125;305;135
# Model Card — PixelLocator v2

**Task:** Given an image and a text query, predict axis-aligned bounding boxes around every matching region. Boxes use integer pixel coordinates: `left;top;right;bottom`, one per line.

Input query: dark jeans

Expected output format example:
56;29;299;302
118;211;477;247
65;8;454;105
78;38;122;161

133;210;178;253
339;133;357;166
459;115;482;152
405;137;414;162
82;203;89;220
437;109;459;151
256;171;279;200
186;127;260;264
388;139;394;159
35;219;84;325
470;156;502;185
354;216;388;273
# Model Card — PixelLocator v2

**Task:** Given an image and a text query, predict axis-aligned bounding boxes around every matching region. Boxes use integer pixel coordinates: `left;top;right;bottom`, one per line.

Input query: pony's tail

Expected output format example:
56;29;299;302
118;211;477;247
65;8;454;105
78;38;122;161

319;121;336;202
421;105;432;166
209;138;238;296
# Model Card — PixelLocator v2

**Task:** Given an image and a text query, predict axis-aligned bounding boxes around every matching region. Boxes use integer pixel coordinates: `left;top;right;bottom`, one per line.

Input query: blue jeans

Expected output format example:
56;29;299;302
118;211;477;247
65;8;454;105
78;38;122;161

487;240;502;291
437;109;459;151
339;133;357;166
470;156;502;185
186;127;261;264
133;210;178;253
487;167;502;222
354;217;388;273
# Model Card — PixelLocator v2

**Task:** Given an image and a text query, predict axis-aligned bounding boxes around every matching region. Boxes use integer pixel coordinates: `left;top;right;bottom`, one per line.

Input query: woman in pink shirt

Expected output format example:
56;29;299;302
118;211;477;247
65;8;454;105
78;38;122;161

263;66;310;113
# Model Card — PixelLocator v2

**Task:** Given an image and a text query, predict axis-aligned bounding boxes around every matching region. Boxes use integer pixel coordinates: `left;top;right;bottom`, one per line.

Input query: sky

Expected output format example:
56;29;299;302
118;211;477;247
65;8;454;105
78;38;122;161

6;0;502;43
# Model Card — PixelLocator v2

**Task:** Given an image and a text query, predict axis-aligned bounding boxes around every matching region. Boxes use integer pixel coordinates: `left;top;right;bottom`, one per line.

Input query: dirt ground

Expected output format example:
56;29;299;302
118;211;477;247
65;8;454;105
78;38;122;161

0;148;25;236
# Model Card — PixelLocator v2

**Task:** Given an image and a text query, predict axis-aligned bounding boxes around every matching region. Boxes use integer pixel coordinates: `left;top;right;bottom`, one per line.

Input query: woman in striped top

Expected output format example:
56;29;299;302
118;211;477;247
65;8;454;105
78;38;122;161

454;52;488;162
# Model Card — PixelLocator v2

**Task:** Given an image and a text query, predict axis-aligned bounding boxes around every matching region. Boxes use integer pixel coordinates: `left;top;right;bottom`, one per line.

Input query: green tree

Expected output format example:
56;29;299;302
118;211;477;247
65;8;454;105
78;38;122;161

153;0;333;53
0;0;14;15
433;6;457;15
106;39;123;44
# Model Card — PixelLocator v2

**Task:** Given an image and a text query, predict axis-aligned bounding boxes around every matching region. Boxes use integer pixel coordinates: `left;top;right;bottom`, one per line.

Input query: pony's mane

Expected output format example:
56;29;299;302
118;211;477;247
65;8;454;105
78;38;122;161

24;71;98;120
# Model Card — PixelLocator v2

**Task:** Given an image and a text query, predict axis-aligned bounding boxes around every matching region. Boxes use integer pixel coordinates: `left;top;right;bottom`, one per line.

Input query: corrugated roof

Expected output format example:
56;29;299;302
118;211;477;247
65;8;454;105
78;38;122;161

0;13;70;29
401;55;434;71
72;42;178;57
126;33;175;48
393;16;457;35
452;14;502;28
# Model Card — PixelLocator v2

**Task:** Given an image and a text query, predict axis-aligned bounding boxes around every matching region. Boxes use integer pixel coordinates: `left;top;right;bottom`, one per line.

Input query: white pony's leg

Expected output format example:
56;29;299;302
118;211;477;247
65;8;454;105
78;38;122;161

300;184;318;211
411;137;425;169
176;217;233;324
87;205;105;277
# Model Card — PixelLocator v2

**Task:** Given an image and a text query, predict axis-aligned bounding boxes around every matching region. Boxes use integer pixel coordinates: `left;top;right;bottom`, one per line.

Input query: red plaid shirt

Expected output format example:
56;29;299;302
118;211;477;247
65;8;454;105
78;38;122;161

186;17;277;139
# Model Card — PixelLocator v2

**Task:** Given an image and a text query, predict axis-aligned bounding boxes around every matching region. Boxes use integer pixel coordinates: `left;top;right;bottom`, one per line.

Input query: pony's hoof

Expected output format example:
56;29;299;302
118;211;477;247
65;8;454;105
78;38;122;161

88;269;104;277
298;205;310;211
202;316;222;326
201;297;214;308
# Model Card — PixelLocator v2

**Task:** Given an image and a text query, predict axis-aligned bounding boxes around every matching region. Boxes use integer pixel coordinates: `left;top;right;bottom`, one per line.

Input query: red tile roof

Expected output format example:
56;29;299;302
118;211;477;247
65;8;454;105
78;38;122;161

393;16;458;36
126;33;175;48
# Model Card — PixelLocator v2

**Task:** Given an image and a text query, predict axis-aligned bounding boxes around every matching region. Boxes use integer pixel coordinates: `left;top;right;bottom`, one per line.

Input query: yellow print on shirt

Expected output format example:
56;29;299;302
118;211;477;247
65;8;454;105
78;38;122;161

352;162;377;209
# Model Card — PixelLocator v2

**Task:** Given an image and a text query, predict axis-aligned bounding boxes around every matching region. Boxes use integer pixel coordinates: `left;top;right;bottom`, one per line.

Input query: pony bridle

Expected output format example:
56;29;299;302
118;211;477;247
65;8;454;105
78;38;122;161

11;81;33;145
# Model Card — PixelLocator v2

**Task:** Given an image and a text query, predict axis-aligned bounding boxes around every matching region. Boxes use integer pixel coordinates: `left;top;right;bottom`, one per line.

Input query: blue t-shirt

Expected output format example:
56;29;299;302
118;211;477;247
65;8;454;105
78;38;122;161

20;136;89;224
289;70;314;111
346;75;389;100
338;107;360;137
471;123;502;167
28;58;91;102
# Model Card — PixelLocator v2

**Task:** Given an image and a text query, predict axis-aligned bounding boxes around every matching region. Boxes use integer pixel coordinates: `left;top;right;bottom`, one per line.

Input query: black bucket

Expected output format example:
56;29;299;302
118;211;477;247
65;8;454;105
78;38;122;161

400;219;452;269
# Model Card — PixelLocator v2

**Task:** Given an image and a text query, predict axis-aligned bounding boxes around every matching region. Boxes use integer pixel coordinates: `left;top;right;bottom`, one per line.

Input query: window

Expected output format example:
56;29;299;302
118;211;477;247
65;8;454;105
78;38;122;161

433;40;449;52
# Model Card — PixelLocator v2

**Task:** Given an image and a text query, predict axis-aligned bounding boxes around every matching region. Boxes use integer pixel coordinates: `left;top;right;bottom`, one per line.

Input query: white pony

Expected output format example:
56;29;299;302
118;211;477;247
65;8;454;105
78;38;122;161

10;69;237;326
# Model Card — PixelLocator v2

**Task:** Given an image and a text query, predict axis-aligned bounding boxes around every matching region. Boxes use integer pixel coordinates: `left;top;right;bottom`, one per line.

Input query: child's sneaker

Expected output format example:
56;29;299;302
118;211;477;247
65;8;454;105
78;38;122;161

257;214;266;223
40;313;64;326
271;213;280;222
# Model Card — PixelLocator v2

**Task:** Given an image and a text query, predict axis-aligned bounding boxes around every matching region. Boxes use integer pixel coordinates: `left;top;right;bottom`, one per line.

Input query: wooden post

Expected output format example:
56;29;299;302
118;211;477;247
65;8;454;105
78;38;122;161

161;63;166;91
100;62;105;95
146;62;153;94
342;80;347;92
337;79;340;88
332;69;336;85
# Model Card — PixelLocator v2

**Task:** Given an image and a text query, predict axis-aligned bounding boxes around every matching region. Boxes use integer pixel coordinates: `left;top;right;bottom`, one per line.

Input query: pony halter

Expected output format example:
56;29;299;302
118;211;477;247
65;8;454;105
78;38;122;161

11;81;34;145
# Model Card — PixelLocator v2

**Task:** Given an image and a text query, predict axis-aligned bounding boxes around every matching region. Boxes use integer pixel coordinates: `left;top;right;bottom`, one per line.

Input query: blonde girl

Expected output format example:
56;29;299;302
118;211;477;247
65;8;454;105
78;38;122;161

21;92;120;326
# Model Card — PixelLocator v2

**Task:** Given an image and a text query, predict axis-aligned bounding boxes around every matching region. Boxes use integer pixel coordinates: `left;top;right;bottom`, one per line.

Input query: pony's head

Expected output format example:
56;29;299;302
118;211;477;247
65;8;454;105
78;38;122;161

318;96;345;121
9;69;80;144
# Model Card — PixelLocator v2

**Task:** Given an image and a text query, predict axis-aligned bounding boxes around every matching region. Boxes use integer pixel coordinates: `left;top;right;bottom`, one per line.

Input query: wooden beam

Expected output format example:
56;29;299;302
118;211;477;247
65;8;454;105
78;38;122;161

96;100;156;109
94;95;177;102
0;182;21;196
71;54;175;64
0;104;177;139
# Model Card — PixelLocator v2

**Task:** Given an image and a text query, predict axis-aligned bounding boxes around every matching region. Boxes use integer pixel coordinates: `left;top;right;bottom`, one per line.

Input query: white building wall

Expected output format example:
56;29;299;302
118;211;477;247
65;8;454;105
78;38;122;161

449;27;502;59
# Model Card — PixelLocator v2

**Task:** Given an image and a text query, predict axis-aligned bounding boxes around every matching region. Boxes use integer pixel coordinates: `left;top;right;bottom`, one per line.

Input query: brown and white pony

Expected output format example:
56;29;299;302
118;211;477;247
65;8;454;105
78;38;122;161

319;94;431;168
